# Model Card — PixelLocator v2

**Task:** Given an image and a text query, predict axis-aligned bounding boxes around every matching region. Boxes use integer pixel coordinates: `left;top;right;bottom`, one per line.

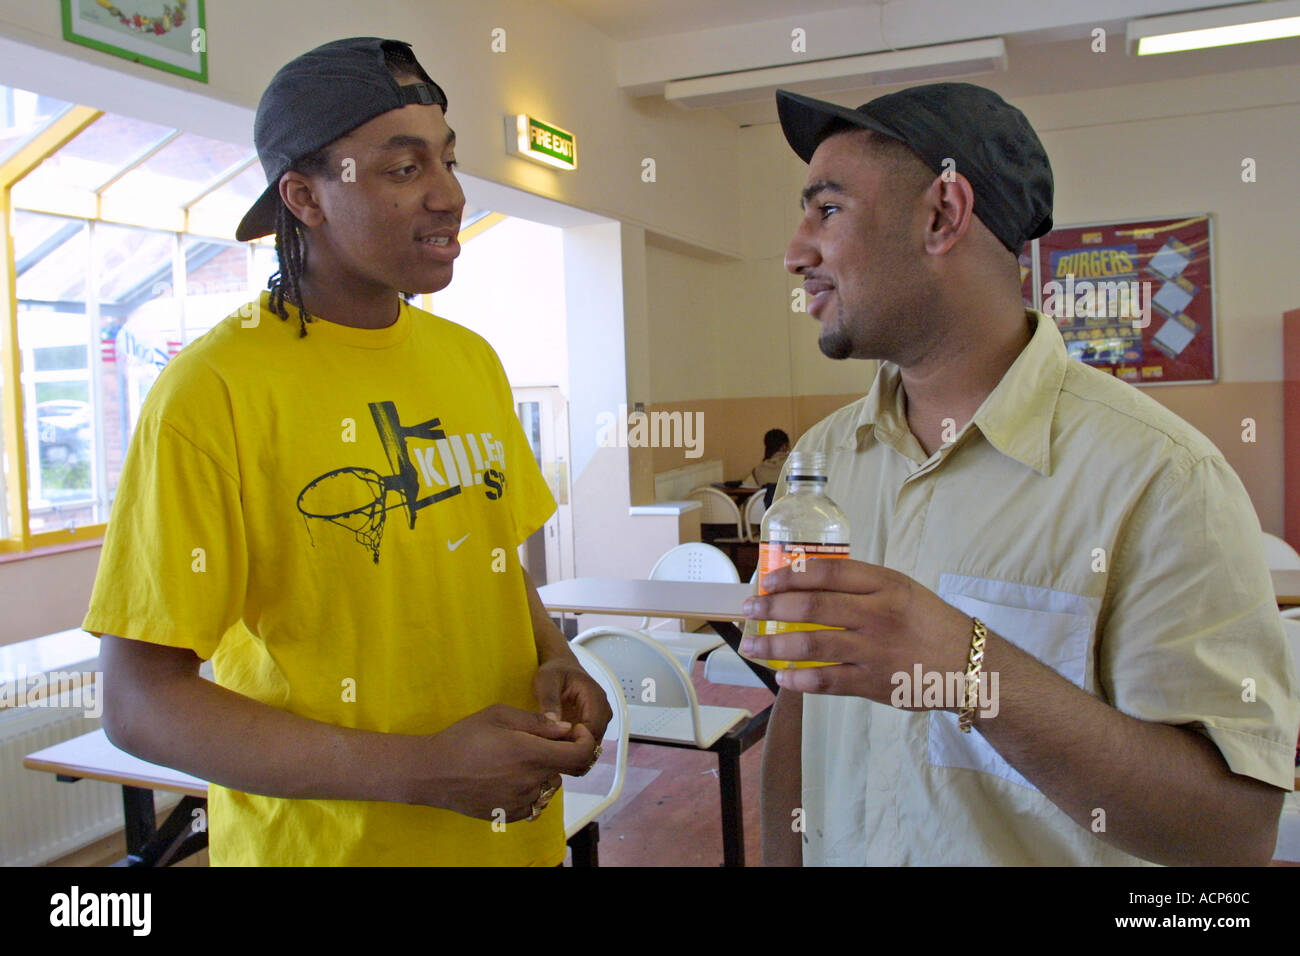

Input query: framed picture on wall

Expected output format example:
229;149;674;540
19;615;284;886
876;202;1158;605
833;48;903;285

60;0;207;83
1025;215;1217;386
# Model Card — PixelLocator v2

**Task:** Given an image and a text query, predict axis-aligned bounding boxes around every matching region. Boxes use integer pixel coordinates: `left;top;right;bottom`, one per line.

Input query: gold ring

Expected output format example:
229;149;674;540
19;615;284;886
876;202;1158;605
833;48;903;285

527;781;559;821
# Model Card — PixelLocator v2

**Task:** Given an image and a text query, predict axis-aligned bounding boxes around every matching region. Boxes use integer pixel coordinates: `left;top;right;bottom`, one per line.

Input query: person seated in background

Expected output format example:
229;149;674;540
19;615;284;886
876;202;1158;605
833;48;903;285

747;429;790;488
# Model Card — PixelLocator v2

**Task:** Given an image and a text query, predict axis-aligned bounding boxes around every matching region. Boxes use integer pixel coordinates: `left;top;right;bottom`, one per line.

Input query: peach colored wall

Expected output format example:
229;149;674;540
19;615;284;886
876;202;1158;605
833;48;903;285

0;545;101;646
645;382;1287;536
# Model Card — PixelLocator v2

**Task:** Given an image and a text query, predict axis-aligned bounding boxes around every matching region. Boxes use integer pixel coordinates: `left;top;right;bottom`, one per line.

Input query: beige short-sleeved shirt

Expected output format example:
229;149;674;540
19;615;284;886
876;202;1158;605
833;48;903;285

793;309;1299;866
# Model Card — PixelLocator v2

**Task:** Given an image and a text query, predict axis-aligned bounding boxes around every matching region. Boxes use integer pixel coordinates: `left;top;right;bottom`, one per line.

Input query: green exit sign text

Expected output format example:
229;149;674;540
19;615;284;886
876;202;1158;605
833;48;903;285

510;114;577;170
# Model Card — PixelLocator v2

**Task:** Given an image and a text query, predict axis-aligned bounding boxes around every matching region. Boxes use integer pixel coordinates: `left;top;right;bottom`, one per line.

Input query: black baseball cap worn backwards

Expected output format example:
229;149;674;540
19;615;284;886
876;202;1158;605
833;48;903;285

236;37;448;242
776;83;1053;253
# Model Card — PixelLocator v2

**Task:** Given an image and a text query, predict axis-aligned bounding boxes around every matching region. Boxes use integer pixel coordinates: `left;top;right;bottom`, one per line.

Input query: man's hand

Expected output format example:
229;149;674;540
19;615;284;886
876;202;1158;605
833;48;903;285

740;559;972;702
533;658;613;755
411;704;597;821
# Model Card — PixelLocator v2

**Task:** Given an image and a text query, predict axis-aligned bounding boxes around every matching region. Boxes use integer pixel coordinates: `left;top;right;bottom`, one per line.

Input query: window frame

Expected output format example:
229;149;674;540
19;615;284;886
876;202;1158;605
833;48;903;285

1;105;101;554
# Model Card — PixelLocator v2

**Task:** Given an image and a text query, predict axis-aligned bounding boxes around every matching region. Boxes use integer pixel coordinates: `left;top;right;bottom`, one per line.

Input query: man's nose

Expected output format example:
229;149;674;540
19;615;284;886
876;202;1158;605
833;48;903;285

785;224;818;275
428;168;466;216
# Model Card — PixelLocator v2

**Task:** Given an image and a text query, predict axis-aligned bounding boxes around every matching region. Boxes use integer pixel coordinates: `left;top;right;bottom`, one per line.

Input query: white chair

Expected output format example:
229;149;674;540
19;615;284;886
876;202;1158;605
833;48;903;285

742;489;767;542
636;543;736;672
1273;618;1300;863
574;626;759;866
562;643;629;867
1263;532;1300;570
686;486;746;541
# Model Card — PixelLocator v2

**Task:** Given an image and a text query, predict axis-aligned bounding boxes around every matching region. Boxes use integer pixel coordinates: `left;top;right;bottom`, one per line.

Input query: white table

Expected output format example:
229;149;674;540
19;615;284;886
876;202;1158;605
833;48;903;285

537;577;776;693
25;729;208;866
539;577;773;867
537;578;750;619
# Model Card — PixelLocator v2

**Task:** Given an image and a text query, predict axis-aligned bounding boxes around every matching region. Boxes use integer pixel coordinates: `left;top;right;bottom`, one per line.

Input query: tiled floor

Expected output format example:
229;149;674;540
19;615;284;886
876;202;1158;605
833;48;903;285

566;662;774;867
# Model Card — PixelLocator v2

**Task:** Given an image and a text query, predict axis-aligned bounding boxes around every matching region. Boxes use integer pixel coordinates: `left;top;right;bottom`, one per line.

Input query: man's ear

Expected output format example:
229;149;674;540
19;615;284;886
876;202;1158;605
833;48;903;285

922;172;976;256
279;170;325;229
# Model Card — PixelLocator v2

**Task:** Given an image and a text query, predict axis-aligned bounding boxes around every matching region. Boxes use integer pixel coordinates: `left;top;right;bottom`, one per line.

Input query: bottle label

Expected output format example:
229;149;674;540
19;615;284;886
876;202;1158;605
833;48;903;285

757;541;851;589
751;541;851;668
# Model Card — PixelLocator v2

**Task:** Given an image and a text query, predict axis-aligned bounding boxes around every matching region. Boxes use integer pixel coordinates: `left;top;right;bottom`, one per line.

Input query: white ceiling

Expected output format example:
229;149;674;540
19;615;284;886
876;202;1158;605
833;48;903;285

552;0;1299;124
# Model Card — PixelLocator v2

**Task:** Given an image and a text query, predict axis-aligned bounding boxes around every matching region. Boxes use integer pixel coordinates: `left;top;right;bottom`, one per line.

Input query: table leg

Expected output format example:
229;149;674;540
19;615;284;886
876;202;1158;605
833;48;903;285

568;821;599;867
115;789;208;867
121;786;156;861
706;620;780;694
717;739;745;867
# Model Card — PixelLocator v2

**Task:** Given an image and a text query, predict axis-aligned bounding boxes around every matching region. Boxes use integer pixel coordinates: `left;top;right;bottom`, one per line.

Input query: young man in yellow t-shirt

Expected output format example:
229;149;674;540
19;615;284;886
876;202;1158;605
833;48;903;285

82;37;610;866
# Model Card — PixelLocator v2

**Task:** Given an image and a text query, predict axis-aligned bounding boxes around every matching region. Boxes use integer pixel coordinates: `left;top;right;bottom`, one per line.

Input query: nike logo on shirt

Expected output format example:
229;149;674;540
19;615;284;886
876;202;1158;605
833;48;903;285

447;534;470;551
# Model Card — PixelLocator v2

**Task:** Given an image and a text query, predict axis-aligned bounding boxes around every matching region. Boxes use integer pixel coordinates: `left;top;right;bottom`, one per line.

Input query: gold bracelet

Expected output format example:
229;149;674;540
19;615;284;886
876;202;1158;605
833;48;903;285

957;618;987;734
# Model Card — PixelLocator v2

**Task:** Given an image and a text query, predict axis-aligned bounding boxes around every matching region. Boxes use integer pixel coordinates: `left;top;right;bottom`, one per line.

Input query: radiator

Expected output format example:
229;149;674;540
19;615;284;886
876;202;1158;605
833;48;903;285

0;703;178;867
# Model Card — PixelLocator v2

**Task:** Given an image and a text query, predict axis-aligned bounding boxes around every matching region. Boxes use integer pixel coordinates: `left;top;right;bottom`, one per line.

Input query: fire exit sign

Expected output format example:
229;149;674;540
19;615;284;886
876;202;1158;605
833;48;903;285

510;114;577;170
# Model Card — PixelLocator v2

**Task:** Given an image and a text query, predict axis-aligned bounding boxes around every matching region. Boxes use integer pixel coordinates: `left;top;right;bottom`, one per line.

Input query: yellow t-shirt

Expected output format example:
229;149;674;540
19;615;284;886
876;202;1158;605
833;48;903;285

83;292;564;866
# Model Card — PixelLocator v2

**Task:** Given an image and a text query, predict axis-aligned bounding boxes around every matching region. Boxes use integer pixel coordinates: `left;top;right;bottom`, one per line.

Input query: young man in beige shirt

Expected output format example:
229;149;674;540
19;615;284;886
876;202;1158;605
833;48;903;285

748;83;1298;866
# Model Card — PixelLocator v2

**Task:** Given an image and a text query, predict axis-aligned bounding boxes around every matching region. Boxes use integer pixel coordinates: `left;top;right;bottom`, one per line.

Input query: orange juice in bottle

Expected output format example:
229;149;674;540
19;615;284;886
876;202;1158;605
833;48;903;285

745;450;851;670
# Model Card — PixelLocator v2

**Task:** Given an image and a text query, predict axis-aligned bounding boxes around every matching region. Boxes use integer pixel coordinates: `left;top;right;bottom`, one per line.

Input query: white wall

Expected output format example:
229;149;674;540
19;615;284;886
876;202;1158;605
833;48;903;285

431;216;568;391
0;0;741;255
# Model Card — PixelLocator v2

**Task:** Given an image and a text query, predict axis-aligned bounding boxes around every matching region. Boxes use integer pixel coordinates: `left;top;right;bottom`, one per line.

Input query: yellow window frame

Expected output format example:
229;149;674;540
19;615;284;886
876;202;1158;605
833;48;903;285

1;106;103;554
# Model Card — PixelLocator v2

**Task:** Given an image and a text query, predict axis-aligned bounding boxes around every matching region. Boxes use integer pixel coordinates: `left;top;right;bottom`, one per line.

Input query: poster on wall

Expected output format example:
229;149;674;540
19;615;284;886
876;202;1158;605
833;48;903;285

1019;242;1035;310
1032;215;1216;385
61;0;207;82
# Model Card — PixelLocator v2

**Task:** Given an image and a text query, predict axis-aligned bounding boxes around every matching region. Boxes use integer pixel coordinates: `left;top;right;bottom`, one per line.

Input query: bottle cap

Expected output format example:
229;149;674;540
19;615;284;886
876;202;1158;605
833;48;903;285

786;450;827;482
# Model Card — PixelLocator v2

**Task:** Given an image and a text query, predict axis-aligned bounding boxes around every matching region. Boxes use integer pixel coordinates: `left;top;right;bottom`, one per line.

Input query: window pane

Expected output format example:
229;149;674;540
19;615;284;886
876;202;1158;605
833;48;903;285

34;345;89;372
101;132;252;231
16;210;94;529
13;212;88;303
98;223;177;516
19;306;93;527
188;161;264;239
0;86;71;166
11;113;172;218
184;236;247;343
252;244;280;291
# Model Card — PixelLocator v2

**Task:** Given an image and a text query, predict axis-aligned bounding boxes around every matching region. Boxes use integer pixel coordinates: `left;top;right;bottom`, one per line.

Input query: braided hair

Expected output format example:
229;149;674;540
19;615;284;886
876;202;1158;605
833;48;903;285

266;147;331;337
266;42;438;337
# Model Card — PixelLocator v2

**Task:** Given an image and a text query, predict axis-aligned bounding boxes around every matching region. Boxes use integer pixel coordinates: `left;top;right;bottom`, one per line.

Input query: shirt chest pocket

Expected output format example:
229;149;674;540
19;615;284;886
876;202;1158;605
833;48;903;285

927;573;1100;791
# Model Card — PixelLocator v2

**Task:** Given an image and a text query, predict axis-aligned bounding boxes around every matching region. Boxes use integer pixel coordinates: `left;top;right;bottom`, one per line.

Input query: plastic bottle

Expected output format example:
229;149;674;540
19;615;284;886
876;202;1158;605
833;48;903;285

745;450;851;669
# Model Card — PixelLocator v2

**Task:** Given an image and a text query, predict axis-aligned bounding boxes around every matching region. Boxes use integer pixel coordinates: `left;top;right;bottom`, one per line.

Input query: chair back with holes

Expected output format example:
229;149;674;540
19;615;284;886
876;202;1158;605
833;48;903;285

1263;532;1300;570
649;542;740;584
638;542;740;630
574;626;710;745
743;490;767;541
686;486;744;536
566;643;629;806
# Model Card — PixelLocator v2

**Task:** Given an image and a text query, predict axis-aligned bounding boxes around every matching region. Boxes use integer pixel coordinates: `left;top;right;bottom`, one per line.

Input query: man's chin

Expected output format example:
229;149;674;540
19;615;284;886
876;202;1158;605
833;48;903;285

818;328;856;360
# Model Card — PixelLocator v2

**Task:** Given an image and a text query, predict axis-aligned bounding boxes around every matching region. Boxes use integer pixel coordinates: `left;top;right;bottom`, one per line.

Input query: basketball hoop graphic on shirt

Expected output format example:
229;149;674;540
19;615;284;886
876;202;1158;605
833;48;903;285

296;401;504;564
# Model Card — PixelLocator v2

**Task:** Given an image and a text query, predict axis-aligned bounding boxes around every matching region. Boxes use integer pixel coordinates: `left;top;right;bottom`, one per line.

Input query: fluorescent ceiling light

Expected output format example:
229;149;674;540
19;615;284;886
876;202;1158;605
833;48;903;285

663;38;1006;110
1128;0;1300;55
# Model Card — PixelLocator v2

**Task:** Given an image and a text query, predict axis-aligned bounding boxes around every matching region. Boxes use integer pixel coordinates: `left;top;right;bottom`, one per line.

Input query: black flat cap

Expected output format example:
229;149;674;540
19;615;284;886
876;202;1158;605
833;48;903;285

776;83;1053;252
